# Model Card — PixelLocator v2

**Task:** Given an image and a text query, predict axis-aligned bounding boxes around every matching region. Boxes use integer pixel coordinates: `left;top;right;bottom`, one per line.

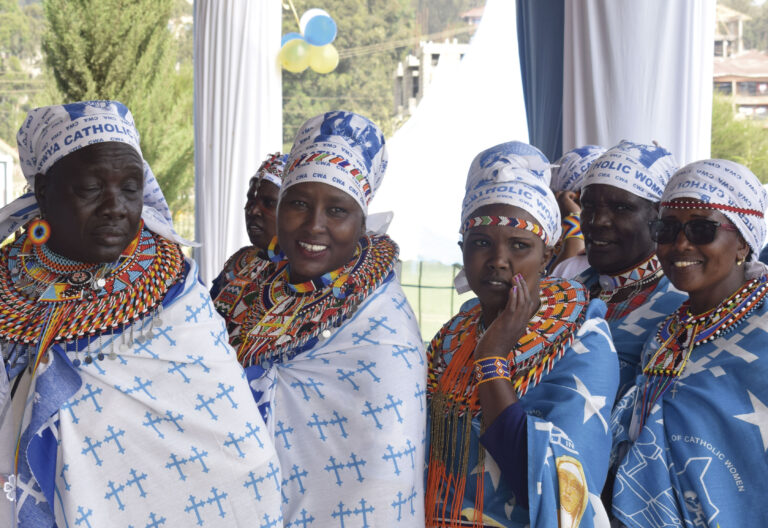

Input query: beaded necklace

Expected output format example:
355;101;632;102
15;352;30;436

0;226;184;371
597;253;664;303
236;234;398;367
426;277;588;526
636;275;768;431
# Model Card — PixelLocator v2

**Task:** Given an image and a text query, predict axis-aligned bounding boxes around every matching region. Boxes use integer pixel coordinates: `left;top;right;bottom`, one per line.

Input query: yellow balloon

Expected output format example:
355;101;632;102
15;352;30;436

308;44;339;74
280;39;310;73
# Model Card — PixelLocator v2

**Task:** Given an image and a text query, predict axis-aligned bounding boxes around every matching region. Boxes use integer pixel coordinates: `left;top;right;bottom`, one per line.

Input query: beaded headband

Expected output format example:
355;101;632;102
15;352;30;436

660;201;764;218
461;215;549;246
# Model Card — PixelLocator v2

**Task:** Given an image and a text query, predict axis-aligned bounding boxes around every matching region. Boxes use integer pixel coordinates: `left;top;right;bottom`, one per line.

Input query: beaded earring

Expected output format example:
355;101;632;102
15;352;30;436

28;218;51;245
267;236;285;263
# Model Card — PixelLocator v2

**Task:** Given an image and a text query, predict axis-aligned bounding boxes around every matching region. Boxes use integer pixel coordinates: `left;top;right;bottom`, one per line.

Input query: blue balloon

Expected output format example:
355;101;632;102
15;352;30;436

304;15;337;46
281;32;304;48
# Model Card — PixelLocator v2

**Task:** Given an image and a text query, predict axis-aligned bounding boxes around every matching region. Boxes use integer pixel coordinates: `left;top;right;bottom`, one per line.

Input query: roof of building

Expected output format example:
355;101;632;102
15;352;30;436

460;6;484;20
715;49;768;78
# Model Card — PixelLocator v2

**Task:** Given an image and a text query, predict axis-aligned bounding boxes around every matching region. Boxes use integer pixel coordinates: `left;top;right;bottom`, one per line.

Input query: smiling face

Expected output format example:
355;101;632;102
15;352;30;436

656;201;748;314
244;178;279;249
462;204;552;322
35;142;144;263
277;182;365;283
580;184;659;274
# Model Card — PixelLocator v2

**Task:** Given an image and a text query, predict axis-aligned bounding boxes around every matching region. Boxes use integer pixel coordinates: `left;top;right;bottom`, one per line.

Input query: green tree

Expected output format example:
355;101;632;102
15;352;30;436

711;93;768;182
42;0;194;216
282;0;416;145
0;0;51;147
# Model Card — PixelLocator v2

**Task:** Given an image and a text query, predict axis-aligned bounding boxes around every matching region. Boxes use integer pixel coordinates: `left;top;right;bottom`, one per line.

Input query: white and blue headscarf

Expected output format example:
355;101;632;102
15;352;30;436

550;145;605;192
582;140;678;202
255;152;287;188
7;100;191;245
662;159;768;261
466;141;552;186
282;111;387;215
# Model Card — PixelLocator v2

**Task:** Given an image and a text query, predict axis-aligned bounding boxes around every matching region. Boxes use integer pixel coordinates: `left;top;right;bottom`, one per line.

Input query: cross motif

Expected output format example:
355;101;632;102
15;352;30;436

184;493;208;526
282;464;308;495
215;383;238;408
265;462;280;491
391;294;411;318
142;411;166;439
336;368;360;391
210;328;231;354
324;456;346;486
199;292;214;317
392;345;414;368
60;398;81;424
81;436;104;466
382;440;415;476
224;431;246;458
286;508;315;528
185;304;203;323
206;486;229;519
414;383;426;412
145;512;167;528
188;446;210;473
244;421;264;448
133;338;160;359
355;360;381;383
391;491;408;521
164;410;185;432
125;468;148;497
104;480;126;510
244;470;266;500
275;420;294;449
165;453;188;481
195;394;219;420
60;464;71;491
78;383;103;412
152;325;176;346
186;354;211;373
328;411;349;439
74;505;94;527
290;378;326;401
361;401;384;429
383;394;404;423
259;513;281;528
307;413;329;441
167;361;191;383
102;424;126;454
346;452;366;483
118;376;156;400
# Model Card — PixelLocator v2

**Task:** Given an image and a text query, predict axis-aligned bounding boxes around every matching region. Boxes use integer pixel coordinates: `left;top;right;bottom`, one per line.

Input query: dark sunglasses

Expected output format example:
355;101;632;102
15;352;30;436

648;218;739;245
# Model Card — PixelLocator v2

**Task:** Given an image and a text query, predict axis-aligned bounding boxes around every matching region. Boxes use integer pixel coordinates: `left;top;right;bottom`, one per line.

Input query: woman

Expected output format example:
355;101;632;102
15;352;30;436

427;143;619;527
211;152;286;345
0;101;282;527
237;111;426;526
611;159;768;526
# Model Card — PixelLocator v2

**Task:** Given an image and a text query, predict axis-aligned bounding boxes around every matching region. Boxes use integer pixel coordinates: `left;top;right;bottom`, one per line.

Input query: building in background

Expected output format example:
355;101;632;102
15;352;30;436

715;4;750;57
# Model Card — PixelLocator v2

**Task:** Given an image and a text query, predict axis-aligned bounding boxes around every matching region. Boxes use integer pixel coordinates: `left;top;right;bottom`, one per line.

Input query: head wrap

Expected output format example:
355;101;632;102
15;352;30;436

461;144;561;247
282;111;387;215
255;152;287;188
582;140;678;202
7;100;191;245
550;145;605;192
661;159;768;261
466;141;552;186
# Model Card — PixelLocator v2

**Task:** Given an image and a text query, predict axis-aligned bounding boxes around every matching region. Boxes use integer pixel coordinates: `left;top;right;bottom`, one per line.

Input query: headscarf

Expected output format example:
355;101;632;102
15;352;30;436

461;145;561;246
550;145;605;192
466;141;552;186
582;140;678;202
7;100;191;245
661;159;768;262
255;152;287;188
282;111;387;215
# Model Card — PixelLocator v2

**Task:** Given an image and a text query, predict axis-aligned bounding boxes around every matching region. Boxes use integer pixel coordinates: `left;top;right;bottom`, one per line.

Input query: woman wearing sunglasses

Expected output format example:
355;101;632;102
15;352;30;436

610;159;768;526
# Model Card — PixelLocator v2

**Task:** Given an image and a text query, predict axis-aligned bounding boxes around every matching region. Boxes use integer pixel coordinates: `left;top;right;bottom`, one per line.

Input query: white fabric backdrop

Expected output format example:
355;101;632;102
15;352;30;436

562;0;715;166
369;0;528;265
193;0;282;285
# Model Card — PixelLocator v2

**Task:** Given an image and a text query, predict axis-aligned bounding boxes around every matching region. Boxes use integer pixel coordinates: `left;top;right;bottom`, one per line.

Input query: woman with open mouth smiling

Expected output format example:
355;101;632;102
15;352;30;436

610;159;768;526
236;111;426;526
426;142;619;527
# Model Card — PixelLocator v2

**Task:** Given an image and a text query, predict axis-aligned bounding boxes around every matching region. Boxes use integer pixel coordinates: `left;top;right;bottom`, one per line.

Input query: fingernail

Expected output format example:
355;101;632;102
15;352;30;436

513;286;517;293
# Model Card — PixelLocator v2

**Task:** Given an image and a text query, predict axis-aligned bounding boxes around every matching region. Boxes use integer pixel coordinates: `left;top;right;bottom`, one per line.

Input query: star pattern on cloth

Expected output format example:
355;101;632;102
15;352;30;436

570;375;608;433
734;390;768;451
470;449;502;490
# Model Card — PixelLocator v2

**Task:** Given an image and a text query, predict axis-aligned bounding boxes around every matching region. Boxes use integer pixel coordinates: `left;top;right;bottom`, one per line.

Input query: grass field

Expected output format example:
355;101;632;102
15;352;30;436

399;259;476;343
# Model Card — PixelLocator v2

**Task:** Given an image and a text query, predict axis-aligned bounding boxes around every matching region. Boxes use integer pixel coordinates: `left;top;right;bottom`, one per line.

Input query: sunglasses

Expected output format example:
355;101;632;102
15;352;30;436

648;218;739;245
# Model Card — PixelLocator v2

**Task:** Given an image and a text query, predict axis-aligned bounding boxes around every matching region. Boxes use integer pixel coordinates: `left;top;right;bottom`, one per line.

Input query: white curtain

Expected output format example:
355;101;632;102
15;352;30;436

193;0;282;285
562;0;715;166
370;0;528;265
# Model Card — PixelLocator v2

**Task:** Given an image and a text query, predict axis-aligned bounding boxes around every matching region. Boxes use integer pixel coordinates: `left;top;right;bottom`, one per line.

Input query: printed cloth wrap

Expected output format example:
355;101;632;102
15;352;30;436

7;100;190;245
0;259;283;527
461;167;562;247
466;141;552;187
610;283;768;526
282;111;388;215
582;140;678;202
550;145;606;192
662;159;768;262
576;269;686;400
256;152;287;188
246;275;427;526
428;294;619;527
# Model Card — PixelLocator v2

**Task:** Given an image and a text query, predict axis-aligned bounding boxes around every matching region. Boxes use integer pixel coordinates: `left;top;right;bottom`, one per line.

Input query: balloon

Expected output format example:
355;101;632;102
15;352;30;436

281;32;303;48
299;8;328;33
280;39;310;73
304;15;337;46
308;44;339;74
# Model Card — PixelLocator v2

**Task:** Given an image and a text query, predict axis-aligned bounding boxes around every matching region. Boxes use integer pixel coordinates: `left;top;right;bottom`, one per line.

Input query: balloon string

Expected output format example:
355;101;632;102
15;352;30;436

284;0;301;29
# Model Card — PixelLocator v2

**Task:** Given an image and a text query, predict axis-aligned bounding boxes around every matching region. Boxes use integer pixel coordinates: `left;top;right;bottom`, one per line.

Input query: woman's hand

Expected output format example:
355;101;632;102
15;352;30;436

475;274;538;361
556;190;581;216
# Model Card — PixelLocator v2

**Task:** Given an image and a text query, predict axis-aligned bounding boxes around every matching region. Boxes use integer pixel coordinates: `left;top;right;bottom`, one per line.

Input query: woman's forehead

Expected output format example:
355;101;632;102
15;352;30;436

468;203;538;224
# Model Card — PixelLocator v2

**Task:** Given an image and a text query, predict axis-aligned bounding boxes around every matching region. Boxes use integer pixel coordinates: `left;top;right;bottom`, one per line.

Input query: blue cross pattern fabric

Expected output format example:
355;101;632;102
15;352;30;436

246;276;427;527
0;259;283;527
576;269;686;399
611;295;768;526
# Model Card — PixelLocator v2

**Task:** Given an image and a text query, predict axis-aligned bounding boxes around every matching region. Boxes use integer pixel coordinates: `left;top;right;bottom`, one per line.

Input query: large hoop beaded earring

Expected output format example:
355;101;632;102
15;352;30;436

28;218;51;245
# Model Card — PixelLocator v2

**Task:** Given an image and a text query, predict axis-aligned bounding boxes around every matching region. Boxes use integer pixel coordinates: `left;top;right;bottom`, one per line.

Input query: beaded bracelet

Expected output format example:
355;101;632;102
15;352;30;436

562;213;583;240
474;356;511;385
